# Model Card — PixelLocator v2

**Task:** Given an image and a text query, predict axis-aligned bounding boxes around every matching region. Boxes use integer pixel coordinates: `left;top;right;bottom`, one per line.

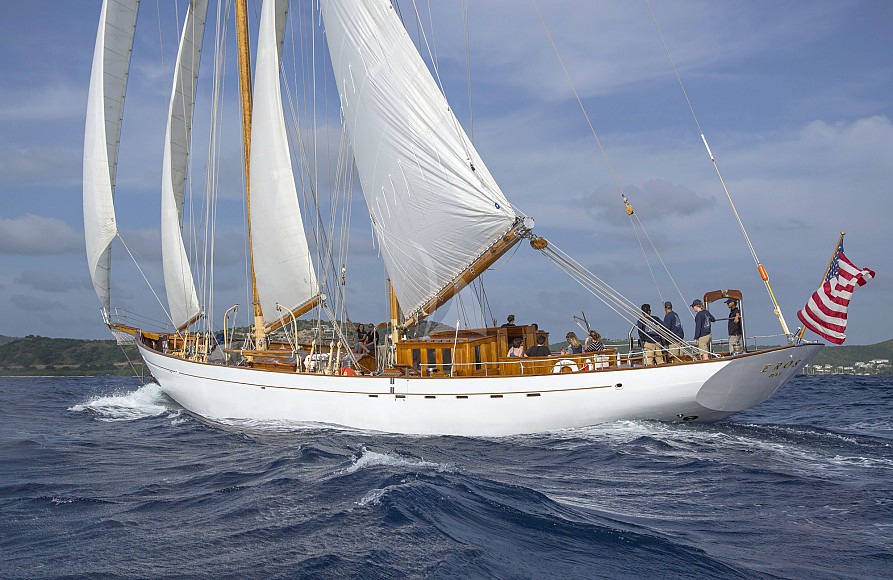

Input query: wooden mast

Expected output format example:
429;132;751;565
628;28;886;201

389;280;401;346
234;0;265;348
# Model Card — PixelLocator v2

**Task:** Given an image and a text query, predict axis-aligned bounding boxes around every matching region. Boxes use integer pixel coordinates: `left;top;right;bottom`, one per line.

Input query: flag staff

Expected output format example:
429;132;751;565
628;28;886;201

797;231;845;343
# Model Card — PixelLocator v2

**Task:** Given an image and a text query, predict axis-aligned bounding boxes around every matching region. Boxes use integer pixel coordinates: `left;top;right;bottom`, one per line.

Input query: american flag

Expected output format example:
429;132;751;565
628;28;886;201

797;240;874;344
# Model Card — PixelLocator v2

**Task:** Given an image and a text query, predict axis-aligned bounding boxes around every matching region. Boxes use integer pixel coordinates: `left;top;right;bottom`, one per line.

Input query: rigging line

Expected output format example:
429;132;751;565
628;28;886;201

155;0;168;88
485;238;522;271
626;201;690;319
116;234;174;330
118;343;146;381
533;1;686;309
644;0;760;267
409;0;479;179
645;0;789;337
540;240;686;344
532;1;625;198
462;0;473;142
628;212;663;303
203;0;229;336
539;242;711;356
634;212;693;319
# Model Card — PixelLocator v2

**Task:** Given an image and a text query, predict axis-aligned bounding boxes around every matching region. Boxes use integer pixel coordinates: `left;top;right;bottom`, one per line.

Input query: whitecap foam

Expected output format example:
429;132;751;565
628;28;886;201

357;487;389;506
68;383;171;422
341;447;450;475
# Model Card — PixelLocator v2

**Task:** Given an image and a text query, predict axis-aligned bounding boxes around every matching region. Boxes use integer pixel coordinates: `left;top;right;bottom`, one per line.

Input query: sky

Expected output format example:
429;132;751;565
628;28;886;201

1;0;891;346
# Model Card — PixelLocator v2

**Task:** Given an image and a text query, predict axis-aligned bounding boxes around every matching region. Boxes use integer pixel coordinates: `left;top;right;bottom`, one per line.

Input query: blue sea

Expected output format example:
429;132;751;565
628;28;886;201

1;374;890;579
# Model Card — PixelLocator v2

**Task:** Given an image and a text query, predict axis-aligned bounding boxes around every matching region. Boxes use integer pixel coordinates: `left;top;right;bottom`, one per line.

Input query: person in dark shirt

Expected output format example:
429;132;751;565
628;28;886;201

354;324;370;354
501;314;516;327
726;299;742;354
525;334;551;357
637;304;665;365
691;299;716;360
663;301;684;361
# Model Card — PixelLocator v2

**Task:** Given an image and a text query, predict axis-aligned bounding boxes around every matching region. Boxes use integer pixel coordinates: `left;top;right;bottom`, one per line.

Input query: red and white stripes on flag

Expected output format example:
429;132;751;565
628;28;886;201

797;243;874;345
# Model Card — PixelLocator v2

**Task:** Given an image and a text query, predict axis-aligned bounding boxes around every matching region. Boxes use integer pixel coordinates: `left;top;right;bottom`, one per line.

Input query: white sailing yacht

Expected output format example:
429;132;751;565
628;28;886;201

83;0;822;436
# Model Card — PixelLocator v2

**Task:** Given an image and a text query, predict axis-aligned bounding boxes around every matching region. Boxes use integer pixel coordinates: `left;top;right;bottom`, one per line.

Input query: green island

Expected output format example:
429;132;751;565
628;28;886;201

0;334;890;377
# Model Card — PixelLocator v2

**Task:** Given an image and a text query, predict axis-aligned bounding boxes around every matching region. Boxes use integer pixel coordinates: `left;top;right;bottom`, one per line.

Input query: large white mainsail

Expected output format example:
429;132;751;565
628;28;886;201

250;0;318;319
161;0;207;330
83;0;140;314
320;0;517;316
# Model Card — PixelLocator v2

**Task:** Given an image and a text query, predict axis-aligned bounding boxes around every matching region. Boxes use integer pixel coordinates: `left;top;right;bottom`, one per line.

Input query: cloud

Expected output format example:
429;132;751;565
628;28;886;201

14;270;92;293
583;179;715;224
9;293;67;311
0;214;83;256
0;85;86;121
0;145;82;187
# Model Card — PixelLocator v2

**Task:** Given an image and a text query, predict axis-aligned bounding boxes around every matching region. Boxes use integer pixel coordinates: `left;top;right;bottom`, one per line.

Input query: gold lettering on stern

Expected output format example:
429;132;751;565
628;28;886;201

761;359;802;377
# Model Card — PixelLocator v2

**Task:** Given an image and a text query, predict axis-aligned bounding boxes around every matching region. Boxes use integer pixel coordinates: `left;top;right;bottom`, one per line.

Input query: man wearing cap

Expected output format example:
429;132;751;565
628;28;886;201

691;299;715;360
663;301;684;361
726;299;742;354
637;304;666;365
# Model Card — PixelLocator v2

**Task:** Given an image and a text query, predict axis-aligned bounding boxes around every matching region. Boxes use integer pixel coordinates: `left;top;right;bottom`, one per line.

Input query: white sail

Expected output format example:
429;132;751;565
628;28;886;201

161;0;207;329
320;0;516;316
250;0;318;318
83;0;140;313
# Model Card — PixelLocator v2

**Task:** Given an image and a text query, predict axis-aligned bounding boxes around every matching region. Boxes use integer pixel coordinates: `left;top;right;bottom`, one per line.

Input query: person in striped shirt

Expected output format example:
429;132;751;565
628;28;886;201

583;329;604;352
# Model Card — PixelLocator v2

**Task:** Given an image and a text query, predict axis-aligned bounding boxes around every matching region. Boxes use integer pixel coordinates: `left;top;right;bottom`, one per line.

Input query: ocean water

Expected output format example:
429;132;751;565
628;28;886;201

1;374;890;579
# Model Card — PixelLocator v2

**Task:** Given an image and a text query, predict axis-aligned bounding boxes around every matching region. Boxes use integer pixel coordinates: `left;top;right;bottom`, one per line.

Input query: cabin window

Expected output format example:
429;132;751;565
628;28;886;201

426;348;437;372
474;345;481;370
411;349;421;371
442;348;452;373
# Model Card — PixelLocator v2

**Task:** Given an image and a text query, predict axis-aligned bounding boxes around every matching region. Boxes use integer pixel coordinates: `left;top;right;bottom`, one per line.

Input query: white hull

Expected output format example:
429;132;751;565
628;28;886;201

137;340;822;436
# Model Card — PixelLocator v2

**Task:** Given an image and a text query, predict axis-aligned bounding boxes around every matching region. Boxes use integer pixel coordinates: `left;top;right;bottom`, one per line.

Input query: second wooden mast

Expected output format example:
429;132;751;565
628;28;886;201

234;0;266;348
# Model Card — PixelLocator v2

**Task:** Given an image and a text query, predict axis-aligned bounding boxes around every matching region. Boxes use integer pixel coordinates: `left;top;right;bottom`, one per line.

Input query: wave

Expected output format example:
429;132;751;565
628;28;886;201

68;383;173;422
341;447;452;475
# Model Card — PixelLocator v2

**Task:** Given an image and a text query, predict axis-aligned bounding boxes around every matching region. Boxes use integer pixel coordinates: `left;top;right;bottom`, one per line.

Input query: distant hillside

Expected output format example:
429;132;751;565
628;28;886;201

809;338;893;374
0;335;17;347
0;335;137;376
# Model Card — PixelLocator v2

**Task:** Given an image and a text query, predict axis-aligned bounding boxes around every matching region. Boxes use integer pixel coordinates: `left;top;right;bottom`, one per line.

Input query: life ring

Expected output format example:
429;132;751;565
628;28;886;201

552;359;579;374
339;366;357;376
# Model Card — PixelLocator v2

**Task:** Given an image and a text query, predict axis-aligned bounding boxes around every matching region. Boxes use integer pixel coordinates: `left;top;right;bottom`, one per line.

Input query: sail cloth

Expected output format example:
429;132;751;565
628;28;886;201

249;0;318;318
161;0;207;330
320;0;517;316
797;241;874;345
83;0;140;313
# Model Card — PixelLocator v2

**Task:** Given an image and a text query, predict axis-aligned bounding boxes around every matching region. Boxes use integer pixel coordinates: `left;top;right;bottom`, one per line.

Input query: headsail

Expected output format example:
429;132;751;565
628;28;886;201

250;0;318;319
320;0;517;316
161;0;207;330
83;0;140;313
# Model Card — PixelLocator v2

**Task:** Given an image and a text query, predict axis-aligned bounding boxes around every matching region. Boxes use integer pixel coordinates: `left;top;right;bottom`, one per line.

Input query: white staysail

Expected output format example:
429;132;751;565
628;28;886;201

83;0;140;313
320;0;516;316
250;0;318;318
161;0;207;330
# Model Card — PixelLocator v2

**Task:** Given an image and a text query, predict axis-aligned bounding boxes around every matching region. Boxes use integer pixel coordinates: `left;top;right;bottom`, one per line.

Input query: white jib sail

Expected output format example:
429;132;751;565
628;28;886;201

320;0;516;316
83;0;140;313
161;0;207;329
250;0;318;319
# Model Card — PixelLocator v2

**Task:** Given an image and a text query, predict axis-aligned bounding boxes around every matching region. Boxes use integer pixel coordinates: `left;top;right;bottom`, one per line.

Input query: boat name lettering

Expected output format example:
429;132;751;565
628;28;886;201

760;359;802;373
